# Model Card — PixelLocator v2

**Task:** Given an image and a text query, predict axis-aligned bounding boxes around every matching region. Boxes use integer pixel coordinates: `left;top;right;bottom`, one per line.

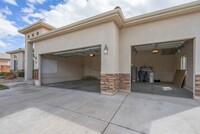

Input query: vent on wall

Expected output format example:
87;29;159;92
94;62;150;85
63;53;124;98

161;48;178;55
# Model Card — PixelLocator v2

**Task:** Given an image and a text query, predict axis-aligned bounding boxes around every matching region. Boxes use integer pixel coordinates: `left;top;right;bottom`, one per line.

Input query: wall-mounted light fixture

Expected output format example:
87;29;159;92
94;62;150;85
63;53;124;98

177;46;181;53
33;55;37;63
178;48;181;53
104;44;108;55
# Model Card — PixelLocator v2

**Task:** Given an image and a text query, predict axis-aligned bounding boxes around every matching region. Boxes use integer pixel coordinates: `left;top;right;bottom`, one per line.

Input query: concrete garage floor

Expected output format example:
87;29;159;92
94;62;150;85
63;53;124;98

0;84;200;134
45;80;193;99
132;82;193;98
45;79;100;93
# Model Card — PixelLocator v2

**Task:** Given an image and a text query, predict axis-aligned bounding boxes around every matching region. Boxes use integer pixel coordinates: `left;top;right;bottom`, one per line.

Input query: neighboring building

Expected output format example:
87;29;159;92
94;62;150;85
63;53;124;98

6;48;25;72
0;53;10;72
19;1;200;100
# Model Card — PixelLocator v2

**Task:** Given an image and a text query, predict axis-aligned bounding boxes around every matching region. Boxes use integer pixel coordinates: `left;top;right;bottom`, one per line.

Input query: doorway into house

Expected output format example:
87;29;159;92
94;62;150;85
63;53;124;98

41;45;101;93
131;40;194;98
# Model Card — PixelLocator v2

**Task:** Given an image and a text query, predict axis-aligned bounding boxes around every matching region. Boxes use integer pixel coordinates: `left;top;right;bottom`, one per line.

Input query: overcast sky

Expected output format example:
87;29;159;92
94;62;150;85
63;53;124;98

0;0;197;52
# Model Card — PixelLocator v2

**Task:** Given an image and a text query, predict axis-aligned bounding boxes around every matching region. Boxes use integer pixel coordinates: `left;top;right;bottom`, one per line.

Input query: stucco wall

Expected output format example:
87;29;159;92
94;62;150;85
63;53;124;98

26;28;52;40
41;54;101;84
83;54;101;79
0;59;10;66
195;37;200;74
25;27;52;80
0;59;10;72
34;22;119;74
174;40;193;90
10;52;24;71
41;55;84;84
120;12;200;75
32;10;200;93
132;51;174;82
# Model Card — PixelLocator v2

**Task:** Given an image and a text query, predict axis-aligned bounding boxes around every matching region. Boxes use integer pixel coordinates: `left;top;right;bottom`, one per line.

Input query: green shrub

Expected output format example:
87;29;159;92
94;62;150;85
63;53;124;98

0;84;8;90
18;72;24;77
0;72;13;76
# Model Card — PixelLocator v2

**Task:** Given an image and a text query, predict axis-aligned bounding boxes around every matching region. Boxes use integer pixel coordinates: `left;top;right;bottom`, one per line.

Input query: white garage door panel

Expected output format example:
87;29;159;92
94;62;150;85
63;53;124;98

42;59;57;74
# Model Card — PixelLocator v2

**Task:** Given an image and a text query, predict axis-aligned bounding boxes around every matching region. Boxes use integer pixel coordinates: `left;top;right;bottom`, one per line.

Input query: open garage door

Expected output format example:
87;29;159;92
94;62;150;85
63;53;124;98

41;46;101;93
131;40;194;98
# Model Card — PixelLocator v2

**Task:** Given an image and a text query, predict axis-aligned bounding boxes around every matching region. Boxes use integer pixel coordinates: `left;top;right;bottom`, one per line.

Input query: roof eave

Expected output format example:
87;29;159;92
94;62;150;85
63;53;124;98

18;21;55;34
124;1;200;27
28;9;124;43
0;58;10;60
27;1;200;42
6;49;25;54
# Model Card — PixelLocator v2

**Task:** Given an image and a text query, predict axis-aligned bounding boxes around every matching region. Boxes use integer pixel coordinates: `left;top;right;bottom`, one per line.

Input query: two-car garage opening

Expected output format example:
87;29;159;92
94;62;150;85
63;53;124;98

131;39;194;98
38;39;194;97
41;46;101;93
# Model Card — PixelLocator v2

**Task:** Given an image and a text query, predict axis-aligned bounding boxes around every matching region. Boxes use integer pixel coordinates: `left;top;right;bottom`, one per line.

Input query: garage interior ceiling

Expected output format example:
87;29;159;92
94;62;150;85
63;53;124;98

133;41;185;52
51;46;101;57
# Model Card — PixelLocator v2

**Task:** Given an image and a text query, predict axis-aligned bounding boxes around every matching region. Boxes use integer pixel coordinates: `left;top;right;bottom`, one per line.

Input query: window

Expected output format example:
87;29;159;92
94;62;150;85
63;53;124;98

14;55;18;58
181;55;187;70
32;33;34;37
14;60;18;71
27;35;30;39
37;31;39;35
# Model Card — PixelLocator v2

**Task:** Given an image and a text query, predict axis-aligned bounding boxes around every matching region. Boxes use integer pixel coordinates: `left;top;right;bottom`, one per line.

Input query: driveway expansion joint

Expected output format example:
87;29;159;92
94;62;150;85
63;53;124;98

43;94;143;134
43;102;108;123
101;92;143;134
110;123;145;134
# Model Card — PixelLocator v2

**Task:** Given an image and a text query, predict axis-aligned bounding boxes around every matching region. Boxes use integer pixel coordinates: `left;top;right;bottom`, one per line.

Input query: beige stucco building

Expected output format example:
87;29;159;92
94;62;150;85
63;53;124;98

7;48;25;72
19;1;200;100
0;53;10;72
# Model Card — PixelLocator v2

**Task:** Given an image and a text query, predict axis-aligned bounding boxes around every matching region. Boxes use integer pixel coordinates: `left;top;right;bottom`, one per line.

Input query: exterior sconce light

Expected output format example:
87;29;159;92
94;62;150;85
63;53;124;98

178;46;181;53
33;56;37;63
104;44;108;54
178;49;181;53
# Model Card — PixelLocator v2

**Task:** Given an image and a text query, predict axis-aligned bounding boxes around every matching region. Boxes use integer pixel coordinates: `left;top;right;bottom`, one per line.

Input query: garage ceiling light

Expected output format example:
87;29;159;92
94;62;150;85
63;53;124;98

152;44;158;54
89;54;95;57
152;49;158;54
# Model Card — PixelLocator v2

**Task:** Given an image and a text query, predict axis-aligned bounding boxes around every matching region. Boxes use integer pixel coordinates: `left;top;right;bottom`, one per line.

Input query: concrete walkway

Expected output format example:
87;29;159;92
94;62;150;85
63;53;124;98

0;85;199;134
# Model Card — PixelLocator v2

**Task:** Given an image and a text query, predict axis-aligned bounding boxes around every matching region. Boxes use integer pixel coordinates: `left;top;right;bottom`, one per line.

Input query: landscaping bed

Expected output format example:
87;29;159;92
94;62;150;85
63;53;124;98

0;71;24;83
0;84;8;90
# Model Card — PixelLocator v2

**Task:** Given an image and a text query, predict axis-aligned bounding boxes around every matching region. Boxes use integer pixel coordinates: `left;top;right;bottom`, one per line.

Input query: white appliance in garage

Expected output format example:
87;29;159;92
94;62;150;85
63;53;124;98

138;66;154;83
149;71;154;83
131;65;137;82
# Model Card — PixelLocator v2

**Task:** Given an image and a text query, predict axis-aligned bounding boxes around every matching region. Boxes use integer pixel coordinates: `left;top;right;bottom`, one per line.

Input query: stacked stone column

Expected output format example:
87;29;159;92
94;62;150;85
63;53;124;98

101;73;131;95
195;75;200;97
33;69;39;80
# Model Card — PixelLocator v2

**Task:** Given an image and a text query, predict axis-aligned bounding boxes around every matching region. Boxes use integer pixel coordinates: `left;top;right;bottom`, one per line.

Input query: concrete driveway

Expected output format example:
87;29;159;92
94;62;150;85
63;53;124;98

0;84;199;134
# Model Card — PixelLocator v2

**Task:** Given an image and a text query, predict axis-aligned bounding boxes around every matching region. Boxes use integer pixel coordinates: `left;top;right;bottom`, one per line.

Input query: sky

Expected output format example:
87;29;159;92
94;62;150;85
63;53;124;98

0;0;197;53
